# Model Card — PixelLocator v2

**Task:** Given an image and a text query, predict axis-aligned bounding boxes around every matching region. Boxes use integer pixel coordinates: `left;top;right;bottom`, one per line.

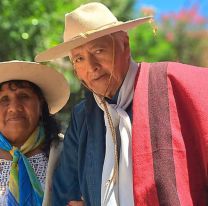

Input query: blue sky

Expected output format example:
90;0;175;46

135;0;208;18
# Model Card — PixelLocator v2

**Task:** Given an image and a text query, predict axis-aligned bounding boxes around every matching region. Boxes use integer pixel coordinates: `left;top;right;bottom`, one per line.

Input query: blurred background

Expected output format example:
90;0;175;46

0;0;207;131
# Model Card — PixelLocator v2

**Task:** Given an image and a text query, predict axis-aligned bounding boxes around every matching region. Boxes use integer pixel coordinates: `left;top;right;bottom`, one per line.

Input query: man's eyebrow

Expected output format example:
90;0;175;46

71;41;109;58
71;51;83;58
90;41;109;49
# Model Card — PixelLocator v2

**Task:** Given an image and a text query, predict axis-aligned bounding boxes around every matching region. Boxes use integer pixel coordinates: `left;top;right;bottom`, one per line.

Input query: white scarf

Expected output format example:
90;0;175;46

94;60;138;206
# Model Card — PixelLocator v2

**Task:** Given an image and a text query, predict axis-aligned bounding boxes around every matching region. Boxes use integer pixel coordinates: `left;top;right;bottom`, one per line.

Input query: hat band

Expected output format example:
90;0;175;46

65;21;121;41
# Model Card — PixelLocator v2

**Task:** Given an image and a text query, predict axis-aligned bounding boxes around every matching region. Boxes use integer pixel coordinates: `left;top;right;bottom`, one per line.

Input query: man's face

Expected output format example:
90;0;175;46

69;32;130;98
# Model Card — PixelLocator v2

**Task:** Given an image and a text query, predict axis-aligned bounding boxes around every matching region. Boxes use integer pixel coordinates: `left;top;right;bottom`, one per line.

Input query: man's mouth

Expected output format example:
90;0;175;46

92;74;106;81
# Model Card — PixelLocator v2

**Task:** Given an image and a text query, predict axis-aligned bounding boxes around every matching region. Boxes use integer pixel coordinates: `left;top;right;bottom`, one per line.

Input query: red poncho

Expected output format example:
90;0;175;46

132;62;208;206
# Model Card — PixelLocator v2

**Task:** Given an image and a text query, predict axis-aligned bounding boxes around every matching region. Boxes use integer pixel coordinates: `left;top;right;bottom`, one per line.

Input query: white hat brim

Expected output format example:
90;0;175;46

35;16;153;62
0;61;69;114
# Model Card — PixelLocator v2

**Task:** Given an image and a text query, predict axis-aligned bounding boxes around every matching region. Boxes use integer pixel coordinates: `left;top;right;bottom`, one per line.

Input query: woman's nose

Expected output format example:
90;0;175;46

7;99;23;112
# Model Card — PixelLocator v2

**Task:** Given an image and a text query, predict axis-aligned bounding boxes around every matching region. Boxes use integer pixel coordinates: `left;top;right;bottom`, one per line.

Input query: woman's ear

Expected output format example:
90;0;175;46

39;98;46;121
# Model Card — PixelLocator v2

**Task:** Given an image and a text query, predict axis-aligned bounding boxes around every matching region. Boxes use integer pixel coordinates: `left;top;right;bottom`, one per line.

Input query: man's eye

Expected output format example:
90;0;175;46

74;56;84;63
95;49;103;54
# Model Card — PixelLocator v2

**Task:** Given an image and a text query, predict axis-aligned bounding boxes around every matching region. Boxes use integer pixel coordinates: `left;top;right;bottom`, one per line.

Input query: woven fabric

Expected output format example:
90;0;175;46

132;62;208;206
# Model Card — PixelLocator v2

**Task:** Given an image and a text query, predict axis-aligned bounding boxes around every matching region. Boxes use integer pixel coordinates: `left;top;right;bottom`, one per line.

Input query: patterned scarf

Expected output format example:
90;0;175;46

0;126;45;206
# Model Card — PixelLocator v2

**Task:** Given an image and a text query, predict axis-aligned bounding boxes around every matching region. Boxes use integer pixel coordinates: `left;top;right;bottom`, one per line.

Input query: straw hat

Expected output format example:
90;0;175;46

35;2;153;62
0;61;70;114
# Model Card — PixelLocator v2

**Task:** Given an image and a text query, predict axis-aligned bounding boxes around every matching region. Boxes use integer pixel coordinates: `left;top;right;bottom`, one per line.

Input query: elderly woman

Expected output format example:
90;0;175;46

0;60;69;206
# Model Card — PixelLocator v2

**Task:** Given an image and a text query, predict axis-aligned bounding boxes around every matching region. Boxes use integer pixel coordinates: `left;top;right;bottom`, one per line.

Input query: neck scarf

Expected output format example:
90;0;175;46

94;60;138;206
0;126;45;206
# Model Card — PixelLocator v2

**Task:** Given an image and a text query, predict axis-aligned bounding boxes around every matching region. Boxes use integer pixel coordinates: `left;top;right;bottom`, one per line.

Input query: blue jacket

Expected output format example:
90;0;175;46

52;91;132;206
52;92;106;206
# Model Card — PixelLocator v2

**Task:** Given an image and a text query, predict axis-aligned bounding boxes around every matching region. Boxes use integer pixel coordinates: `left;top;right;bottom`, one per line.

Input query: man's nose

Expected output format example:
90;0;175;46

87;54;100;72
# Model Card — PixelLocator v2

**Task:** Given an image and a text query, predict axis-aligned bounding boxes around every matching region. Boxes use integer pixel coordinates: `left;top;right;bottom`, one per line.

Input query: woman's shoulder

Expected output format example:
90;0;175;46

0;148;12;160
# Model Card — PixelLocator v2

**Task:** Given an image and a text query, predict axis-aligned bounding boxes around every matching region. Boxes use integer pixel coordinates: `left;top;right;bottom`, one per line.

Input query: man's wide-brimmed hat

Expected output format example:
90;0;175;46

0;61;69;114
35;2;153;62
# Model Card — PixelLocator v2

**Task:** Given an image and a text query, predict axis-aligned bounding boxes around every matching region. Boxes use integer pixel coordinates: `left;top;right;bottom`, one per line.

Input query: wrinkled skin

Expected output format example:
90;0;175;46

69;31;131;99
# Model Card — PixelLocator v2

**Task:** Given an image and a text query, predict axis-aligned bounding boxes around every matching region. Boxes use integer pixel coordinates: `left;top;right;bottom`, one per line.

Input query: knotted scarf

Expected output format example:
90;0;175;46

0;126;45;206
94;60;138;206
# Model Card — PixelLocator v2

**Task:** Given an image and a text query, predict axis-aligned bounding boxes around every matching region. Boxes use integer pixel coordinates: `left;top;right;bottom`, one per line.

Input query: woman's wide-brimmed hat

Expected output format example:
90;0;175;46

0;61;69;114
35;2;153;62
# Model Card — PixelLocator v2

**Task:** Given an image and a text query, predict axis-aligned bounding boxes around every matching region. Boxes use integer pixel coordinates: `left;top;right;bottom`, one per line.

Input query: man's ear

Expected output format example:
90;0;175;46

121;32;131;62
124;34;130;55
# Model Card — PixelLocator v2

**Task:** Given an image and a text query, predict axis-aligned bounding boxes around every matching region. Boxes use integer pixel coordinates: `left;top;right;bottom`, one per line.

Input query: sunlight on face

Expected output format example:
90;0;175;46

70;31;130;98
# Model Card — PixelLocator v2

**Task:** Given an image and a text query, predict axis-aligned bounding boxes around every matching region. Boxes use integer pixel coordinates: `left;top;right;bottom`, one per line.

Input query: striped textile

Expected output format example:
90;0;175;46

132;62;208;206
0;126;45;206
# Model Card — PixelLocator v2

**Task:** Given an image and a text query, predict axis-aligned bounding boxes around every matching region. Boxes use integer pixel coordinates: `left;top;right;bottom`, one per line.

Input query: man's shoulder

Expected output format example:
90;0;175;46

73;99;86;113
73;91;97;112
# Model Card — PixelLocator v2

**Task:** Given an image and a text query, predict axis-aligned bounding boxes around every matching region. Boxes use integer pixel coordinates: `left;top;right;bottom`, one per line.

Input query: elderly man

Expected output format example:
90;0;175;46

35;2;208;206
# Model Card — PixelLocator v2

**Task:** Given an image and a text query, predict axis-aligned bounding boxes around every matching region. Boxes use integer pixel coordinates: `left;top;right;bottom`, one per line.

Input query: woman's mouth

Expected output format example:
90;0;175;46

6;116;26;122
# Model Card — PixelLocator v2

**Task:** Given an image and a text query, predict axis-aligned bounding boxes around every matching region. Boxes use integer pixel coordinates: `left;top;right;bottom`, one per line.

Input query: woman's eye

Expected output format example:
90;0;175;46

0;96;9;105
18;93;29;100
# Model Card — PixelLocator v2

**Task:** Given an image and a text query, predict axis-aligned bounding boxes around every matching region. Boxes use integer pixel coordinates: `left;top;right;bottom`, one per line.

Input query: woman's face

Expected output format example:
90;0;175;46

0;81;42;147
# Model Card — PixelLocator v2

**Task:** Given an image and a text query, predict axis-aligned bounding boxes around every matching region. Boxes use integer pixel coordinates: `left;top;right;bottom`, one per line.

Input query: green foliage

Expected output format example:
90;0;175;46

160;21;208;67
129;24;177;63
128;5;208;67
0;0;70;60
0;0;83;93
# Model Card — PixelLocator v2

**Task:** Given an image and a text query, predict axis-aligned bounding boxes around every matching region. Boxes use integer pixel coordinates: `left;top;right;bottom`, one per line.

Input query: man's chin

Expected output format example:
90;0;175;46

86;82;116;99
91;89;113;99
